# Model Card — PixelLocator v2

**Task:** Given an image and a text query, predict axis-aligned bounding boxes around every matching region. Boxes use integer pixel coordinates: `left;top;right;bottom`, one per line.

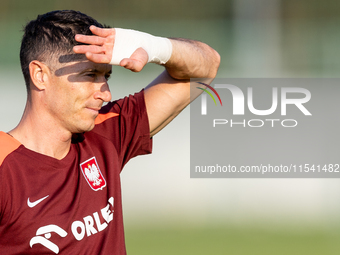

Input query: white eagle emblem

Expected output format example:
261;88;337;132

85;164;102;186
80;157;106;191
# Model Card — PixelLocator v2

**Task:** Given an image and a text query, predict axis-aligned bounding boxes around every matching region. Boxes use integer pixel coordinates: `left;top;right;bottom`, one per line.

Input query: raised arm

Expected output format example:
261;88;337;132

145;38;220;136
73;26;220;136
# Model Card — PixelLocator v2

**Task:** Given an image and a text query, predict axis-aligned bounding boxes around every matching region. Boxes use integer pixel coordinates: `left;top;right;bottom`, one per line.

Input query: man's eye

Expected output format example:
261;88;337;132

105;75;111;81
87;73;96;78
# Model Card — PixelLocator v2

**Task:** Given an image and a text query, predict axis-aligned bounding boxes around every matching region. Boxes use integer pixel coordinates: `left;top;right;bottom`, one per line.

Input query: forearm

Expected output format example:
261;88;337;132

165;38;220;80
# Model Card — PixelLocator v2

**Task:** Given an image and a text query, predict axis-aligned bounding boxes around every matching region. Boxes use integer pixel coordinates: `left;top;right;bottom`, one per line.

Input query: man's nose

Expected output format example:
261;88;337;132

94;82;112;102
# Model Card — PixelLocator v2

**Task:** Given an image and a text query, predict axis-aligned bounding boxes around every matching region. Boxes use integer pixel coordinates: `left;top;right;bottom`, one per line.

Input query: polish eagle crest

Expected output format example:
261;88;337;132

80;157;106;191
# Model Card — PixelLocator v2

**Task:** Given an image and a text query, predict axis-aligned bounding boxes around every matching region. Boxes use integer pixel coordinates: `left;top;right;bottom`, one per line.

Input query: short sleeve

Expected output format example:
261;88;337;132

91;89;152;167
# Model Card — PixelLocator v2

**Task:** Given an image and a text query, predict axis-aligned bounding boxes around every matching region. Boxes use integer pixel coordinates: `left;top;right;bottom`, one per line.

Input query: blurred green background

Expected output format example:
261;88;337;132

1;0;340;254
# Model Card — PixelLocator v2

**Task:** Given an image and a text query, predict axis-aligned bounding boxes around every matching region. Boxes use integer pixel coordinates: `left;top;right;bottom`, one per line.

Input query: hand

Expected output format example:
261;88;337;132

73;26;148;72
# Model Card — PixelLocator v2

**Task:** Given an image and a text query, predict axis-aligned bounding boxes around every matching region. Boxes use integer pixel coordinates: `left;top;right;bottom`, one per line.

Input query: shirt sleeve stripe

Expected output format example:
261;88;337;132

0;132;22;165
94;112;119;125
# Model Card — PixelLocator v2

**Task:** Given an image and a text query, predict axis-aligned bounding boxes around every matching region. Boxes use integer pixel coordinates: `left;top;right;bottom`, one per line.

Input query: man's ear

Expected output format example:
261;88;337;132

28;60;51;91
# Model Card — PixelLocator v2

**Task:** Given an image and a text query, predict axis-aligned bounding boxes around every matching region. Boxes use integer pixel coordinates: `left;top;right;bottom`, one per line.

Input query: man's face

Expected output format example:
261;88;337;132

45;57;112;134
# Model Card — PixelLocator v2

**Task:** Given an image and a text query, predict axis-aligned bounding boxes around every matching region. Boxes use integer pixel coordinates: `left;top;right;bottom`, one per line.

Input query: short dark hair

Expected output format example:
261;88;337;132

20;10;106;93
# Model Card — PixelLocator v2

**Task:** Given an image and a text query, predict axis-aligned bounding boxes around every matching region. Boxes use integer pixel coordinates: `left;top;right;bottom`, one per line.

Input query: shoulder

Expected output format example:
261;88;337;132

0;132;22;166
95;89;146;125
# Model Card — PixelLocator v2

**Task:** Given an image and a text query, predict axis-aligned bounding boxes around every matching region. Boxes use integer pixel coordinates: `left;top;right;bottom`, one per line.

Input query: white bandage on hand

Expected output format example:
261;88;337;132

110;28;173;65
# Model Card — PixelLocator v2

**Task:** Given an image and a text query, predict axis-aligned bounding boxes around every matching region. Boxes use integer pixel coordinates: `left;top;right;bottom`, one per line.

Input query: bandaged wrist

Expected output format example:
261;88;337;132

110;28;172;65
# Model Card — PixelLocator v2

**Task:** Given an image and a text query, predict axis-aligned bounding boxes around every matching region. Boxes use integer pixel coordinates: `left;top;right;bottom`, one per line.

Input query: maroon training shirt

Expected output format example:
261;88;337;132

0;90;152;254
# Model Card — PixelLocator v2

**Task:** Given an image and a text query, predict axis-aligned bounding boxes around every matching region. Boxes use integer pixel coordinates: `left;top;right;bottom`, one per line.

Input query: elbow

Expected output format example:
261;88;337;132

208;49;221;78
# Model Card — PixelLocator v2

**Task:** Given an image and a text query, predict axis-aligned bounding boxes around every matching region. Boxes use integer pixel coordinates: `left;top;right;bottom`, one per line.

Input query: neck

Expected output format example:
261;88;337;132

9;101;73;160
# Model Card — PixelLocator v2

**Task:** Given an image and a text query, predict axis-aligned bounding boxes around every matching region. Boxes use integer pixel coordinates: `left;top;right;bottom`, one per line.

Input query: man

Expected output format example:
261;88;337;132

0;10;219;254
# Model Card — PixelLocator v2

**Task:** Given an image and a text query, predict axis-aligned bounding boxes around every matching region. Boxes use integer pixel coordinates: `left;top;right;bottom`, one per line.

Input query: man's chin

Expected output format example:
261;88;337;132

72;121;96;134
83;123;96;132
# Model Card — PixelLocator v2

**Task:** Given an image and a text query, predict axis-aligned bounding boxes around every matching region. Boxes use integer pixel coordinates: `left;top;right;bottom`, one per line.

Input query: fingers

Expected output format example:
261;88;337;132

89;26;115;37
73;45;106;55
73;28;115;64
74;26;115;46
85;52;111;64
74;34;106;46
73;28;149;70
73;43;112;64
73;26;115;64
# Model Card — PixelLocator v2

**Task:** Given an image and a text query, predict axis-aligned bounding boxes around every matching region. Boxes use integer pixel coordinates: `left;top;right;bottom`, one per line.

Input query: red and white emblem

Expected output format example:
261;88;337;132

80;157;106;191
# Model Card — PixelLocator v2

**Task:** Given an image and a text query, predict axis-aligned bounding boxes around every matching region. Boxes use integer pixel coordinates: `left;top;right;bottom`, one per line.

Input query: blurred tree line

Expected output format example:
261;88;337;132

0;0;339;22
0;0;339;75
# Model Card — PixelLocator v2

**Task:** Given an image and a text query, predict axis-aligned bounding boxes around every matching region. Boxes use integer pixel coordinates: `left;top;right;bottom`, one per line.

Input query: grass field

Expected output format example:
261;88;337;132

125;225;340;255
